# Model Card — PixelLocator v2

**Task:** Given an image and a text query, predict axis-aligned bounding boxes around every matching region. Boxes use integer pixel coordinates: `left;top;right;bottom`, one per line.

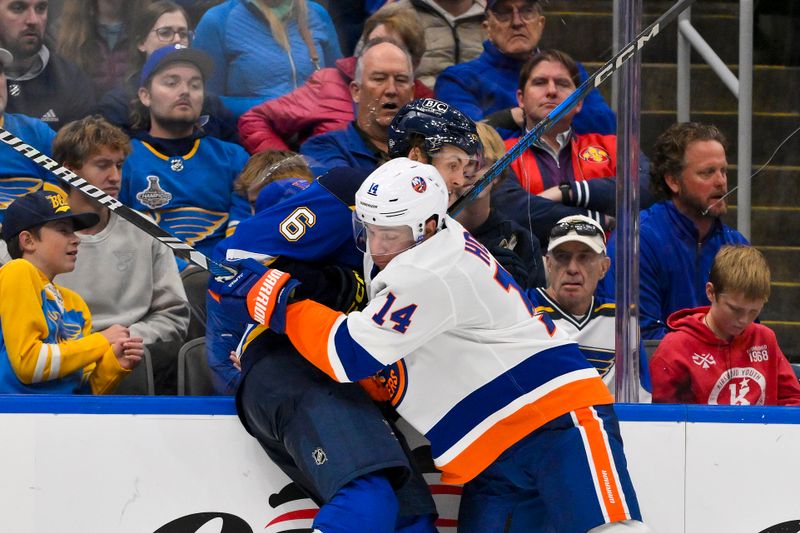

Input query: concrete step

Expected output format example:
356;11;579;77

759;246;800;282
721;206;800;246
723;166;800;208
640;111;800;166
541;2;742;65
591;64;800;114
761;281;800;359
760;320;800;362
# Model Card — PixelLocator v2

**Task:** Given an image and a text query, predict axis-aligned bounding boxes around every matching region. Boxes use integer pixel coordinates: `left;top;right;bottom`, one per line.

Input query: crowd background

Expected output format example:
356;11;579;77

0;0;798;402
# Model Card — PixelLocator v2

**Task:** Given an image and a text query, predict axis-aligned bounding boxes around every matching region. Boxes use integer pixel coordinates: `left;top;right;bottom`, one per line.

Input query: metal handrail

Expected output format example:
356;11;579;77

676;2;753;238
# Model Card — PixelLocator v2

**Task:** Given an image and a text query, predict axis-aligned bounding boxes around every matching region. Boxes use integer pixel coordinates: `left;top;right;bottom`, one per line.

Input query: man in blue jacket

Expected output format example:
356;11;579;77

299;39;415;176
598;122;749;340
434;0;616;136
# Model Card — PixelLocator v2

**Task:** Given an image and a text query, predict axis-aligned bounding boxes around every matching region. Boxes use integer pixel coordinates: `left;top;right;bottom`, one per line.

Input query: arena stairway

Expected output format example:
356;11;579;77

539;0;800;360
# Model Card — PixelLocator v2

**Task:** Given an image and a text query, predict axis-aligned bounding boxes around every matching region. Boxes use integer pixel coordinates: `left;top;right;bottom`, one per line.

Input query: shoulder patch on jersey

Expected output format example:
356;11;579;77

579;146;611;163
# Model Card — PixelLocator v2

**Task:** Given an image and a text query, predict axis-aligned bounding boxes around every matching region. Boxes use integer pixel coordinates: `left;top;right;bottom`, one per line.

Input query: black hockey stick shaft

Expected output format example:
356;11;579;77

0;127;236;278
448;0;696;217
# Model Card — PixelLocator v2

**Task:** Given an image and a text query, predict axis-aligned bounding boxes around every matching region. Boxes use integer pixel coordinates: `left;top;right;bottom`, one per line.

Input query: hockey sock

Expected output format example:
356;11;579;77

312;473;399;533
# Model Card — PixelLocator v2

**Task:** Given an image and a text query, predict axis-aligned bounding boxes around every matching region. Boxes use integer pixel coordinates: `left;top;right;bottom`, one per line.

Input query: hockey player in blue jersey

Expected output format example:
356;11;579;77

206;99;488;532
119;45;251;263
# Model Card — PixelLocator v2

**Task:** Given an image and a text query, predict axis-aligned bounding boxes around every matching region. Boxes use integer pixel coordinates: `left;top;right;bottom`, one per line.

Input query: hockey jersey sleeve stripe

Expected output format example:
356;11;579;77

33;344;48;382
572;406;633;522
285;300;386;383
49;344;61;381
427;344;605;456
436;374;613;484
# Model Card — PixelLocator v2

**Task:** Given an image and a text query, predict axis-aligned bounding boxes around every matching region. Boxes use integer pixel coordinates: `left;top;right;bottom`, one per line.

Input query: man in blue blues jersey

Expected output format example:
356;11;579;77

120;44;250;265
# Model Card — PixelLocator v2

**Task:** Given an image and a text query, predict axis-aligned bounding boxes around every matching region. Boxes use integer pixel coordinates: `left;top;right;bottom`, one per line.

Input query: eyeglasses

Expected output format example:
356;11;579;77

549;221;606;244
152;27;195;43
490;5;541;23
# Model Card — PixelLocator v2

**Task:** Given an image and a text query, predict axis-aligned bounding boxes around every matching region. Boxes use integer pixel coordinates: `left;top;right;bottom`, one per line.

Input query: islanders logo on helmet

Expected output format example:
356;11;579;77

579;146;611;163
410;175;427;193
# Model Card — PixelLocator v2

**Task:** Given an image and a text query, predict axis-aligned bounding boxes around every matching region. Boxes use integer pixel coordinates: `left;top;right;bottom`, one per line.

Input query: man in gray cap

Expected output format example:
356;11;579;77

532;214;651;401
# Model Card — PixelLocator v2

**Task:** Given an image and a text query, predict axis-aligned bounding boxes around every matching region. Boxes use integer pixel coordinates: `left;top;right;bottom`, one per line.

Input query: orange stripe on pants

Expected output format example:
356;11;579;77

574;406;630;523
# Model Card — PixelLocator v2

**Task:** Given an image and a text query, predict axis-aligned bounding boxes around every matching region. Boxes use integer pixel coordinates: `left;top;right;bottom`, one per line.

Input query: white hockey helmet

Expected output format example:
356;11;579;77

355;157;449;244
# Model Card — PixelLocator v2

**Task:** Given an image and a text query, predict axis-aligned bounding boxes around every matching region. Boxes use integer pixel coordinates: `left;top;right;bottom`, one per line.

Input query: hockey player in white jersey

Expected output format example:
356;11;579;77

218;158;651;532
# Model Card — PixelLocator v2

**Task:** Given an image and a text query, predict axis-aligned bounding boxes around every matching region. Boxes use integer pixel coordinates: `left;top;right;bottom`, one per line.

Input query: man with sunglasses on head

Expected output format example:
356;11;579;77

532;215;651;401
434;0;615;137
0;0;94;129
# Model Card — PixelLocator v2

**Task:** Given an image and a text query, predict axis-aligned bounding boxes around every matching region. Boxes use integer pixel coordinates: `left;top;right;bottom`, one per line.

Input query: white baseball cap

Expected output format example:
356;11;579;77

547;215;606;254
0;48;12;69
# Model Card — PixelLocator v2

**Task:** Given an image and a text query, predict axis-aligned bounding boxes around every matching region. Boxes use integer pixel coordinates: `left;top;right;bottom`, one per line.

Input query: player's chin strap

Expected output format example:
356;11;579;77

447;0;696;218
0;127;237;279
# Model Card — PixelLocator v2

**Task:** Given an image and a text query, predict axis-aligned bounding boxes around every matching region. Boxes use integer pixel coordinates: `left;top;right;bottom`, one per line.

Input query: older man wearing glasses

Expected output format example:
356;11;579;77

434;0;616;136
531;215;652;401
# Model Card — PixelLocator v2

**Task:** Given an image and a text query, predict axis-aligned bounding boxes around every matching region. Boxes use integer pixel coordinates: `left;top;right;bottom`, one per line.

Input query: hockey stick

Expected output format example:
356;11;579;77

448;0;696;217
0;127;236;278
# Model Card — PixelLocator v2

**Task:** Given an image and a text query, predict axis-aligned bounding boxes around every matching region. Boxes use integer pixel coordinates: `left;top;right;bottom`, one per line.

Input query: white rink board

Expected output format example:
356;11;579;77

1;398;799;533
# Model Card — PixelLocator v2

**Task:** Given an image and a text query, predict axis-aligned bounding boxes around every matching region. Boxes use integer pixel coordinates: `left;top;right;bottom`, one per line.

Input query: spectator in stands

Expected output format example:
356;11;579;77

193;0;342;118
455;121;545;287
0;189;143;394
434;0;616;136
54;116;190;395
233;150;312;212
0;47;62;225
92;1;238;143
651;245;800;406
299;39;415;176
121;44;250;262
0;0;94;129
532;215;651;401
238;3;431;155
389;0;485;88
56;0;140;97
599;122;749;340
498;49;652;246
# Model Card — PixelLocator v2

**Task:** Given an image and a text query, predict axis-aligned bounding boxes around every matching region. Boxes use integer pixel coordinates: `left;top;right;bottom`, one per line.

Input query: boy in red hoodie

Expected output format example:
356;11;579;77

651;245;800;405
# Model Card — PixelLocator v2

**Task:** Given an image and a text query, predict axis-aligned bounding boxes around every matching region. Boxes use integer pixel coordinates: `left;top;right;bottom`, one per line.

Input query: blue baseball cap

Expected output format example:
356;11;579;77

140;44;214;87
1;190;100;242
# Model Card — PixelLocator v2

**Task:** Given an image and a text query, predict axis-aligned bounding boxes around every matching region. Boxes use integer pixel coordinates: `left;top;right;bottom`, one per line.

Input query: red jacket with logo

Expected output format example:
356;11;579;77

650;306;800;406
504;132;617;195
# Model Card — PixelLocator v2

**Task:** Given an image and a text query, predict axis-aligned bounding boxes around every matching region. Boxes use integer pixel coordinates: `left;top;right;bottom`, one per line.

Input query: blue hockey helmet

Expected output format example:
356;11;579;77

388;98;483;160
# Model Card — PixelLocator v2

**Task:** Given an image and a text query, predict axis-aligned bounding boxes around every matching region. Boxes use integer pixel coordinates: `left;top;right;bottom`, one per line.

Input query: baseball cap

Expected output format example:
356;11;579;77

486;0;540;11
140;44;213;87
0;47;12;70
1;190;100;242
547;215;606;254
